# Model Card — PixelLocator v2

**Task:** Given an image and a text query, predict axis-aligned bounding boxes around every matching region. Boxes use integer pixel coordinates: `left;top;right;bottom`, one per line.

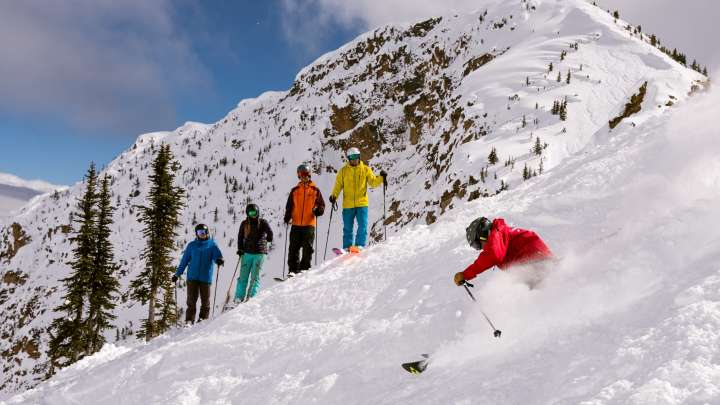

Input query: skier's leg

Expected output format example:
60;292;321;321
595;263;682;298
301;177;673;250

342;208;356;249
186;280;199;323
247;253;266;298
235;256;252;301
198;282;211;321
287;226;301;274
299;227;315;271
355;207;368;247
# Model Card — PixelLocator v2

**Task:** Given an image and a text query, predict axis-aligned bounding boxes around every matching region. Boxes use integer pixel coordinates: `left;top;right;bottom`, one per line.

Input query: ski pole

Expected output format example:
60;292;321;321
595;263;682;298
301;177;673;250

212;263;222;319
462;281;502;338
382;181;387;241
282;223;289;279
222;259;241;312
175;279;179;326
323;202;337;260
315;222;318;266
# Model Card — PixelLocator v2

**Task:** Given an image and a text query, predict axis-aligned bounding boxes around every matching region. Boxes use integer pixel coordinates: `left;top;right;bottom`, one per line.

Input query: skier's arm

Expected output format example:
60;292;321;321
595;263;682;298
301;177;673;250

213;243;223;262
366;166;383;188
176;245;191;276
330;168;344;199
462;250;499;280
314;187;325;216
264;219;274;243
284;190;294;224
237;222;245;254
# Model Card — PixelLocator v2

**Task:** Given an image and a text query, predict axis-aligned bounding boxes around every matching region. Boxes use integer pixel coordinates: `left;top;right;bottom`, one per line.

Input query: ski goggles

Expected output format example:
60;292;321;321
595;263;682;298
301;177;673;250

297;170;311;179
348;154;360;161
248;209;258;218
470;235;487;250
195;229;208;237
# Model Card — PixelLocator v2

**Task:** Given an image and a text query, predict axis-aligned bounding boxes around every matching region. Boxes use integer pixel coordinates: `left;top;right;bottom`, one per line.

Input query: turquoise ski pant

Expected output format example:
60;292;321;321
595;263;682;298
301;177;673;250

342;207;368;249
235;253;265;300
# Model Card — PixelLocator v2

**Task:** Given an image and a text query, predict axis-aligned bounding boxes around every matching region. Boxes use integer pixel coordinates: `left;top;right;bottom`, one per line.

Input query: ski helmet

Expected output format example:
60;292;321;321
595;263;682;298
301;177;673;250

466;217;492;250
195;223;209;239
297;164;311;177
346;147;361;160
246;203;259;218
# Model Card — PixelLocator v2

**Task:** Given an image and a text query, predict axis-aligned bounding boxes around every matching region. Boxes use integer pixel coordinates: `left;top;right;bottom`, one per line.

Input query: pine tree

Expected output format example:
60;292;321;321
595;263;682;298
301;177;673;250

48;163;98;371
488;147;499;165
534;137;543;155
523;164;530;180
702;66;708;76
612;10;620;19
84;174;120;354
566;69;572;84
556;71;562;82
130;144;185;341
650;34;657;46
559;100;568;121
548;62;553;72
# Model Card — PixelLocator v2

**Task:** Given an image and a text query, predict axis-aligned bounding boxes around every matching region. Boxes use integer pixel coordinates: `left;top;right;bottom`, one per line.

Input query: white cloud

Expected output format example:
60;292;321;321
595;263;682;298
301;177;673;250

0;1;211;135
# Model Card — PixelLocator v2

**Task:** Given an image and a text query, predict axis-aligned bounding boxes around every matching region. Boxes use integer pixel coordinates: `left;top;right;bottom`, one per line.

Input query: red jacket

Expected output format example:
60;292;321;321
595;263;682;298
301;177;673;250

463;218;552;280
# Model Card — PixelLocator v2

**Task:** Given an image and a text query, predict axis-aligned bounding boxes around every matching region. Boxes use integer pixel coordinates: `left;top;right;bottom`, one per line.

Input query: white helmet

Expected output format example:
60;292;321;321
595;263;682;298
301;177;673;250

346;147;361;159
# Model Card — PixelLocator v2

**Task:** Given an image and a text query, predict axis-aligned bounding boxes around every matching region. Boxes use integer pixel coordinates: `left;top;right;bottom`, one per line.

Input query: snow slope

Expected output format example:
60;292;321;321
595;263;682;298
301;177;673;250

7;70;719;405
0;0;707;395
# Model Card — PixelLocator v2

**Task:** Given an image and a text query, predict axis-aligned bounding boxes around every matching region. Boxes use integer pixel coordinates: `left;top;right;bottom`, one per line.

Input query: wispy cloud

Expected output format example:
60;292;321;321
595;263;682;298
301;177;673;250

0;0;211;136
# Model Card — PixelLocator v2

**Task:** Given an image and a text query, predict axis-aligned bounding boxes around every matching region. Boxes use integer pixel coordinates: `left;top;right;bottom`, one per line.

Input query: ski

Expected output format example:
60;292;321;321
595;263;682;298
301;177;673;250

401;354;430;374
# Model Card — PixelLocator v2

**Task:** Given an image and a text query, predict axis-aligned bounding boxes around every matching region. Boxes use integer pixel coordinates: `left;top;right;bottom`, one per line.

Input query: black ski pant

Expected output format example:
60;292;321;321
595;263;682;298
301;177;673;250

288;225;315;274
186;280;211;323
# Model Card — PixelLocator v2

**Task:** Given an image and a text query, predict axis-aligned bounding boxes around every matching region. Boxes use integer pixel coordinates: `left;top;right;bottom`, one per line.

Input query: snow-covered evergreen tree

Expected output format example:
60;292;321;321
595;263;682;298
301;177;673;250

130;144;185;341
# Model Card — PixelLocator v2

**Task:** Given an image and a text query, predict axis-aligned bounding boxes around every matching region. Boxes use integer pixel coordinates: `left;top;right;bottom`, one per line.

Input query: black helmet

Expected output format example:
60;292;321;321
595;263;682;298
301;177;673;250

246;203;259;218
466;217;492;250
195;223;209;239
296;163;310;176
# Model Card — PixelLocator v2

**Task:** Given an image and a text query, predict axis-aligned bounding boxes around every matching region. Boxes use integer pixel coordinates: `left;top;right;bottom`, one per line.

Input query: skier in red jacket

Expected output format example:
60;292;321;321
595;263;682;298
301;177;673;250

454;217;553;286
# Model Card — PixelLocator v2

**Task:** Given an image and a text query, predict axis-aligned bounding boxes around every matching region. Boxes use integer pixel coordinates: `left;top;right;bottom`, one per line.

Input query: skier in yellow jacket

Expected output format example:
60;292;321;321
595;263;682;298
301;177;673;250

329;147;386;250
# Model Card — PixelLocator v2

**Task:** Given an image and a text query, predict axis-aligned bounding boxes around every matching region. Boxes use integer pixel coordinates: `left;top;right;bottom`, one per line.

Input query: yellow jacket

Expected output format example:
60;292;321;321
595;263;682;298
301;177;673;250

330;161;383;208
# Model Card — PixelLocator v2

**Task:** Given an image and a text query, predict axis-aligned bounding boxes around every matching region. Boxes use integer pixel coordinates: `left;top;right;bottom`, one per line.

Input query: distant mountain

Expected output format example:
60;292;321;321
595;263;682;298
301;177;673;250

0;173;63;219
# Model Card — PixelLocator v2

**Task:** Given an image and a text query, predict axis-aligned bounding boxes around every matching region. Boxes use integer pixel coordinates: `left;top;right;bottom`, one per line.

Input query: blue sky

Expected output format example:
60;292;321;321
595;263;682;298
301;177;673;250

0;1;363;185
1;0;715;185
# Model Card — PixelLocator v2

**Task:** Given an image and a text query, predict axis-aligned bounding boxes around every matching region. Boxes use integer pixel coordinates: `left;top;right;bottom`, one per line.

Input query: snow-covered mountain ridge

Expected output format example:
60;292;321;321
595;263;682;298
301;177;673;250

0;0;706;396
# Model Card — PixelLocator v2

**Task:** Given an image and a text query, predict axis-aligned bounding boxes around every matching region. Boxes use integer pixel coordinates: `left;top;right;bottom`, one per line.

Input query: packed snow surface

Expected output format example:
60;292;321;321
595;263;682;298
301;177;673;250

8;75;720;404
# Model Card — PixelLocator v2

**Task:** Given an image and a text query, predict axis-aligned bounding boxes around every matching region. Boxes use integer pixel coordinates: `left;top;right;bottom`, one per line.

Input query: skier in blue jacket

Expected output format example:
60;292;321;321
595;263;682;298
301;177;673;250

173;223;224;324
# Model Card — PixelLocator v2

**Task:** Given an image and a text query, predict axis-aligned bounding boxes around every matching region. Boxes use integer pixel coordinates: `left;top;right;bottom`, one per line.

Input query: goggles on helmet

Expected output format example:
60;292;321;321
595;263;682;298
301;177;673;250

348;154;361;161
195;229;208;237
248;209;258;218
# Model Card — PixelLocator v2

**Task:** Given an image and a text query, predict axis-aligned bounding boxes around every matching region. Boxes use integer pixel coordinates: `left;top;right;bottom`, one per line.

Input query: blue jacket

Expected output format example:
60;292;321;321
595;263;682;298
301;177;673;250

175;239;223;284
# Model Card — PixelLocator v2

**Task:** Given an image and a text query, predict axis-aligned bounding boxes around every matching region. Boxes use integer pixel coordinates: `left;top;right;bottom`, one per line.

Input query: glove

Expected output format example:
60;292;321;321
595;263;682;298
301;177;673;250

172;275;179;283
284;214;291;225
237;250;244;257
329;195;337;205
454;272;465;286
379;170;388;187
216;258;225;267
312;206;323;217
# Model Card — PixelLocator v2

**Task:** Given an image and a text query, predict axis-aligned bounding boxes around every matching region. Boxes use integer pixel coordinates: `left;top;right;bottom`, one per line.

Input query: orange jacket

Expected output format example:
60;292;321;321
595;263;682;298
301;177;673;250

284;180;325;227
